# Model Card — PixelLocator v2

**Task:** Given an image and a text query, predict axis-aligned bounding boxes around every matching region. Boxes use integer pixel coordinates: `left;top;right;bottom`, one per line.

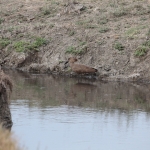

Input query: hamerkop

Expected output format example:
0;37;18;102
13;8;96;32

65;57;98;74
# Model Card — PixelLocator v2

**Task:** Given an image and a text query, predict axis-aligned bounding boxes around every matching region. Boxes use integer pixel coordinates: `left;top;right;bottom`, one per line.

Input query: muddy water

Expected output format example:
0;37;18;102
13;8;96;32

7;70;150;150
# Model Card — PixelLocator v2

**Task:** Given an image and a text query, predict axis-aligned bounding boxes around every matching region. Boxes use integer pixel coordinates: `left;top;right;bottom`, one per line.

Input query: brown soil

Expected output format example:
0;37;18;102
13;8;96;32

1;0;150;81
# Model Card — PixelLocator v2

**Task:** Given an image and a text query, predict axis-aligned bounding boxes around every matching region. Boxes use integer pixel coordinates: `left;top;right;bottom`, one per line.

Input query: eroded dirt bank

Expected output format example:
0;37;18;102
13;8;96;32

1;0;150;81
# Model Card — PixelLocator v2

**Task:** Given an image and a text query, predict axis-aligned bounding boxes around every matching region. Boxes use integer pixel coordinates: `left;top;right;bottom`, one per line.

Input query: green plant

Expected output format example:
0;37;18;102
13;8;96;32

133;4;149;15
76;20;85;26
43;9;51;15
125;27;140;39
27;37;47;51
51;0;60;5
112;8;127;17
97;40;106;45
49;24;54;28
65;46;76;54
134;46;148;57
86;24;97;29
97;18;108;25
0;18;4;24
142;40;150;47
0;38;11;49
68;30;75;36
79;41;86;46
76;20;96;29
147;29;150;38
114;42;124;51
13;41;27;52
42;5;57;16
34;37;47;47
109;2;117;8
13;37;47;52
140;17;147;21
65;46;84;55
135;96;145;104
99;27;110;33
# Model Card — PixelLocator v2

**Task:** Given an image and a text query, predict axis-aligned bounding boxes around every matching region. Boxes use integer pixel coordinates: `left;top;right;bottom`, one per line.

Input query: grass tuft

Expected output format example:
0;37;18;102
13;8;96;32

134;45;148;57
0;38;11;49
114;42;125;51
68;30;75;36
142;40;150;47
125;27;141;39
99;27;110;33
65;46;85;55
13;37;47;52
112;8;127;17
0;18;4;24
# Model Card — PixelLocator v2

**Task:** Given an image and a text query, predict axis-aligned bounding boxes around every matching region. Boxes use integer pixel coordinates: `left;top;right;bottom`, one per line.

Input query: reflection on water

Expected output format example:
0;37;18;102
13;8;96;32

6;70;150;150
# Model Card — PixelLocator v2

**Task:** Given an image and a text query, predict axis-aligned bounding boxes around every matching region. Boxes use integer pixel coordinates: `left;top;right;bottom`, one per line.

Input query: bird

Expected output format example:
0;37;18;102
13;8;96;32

65;57;98;74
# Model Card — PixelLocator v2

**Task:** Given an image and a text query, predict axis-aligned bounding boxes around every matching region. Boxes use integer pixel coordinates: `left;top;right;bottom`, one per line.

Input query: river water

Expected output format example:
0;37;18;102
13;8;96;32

8;70;150;150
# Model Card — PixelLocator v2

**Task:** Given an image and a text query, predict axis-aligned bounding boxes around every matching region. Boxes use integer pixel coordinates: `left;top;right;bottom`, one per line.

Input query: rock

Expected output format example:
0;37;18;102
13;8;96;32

74;4;86;11
28;63;50;73
104;65;111;71
9;53;26;68
128;73;141;81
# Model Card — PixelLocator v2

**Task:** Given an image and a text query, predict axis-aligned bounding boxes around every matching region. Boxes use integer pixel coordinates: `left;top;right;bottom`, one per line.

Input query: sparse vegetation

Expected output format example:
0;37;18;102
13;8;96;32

99;27;110;33
0;38;11;49
13;37;47;52
97;40;106;45
8;27;14;32
49;24;55;28
0;18;4;24
97;17;108;25
134;45;148;57
76;20;97;29
42;5;57;16
146;29;150;38
65;46;85;55
135;96;146;104
36;37;47;46
68;30;75;36
86;24;97;29
1;0;150;77
125;27;141;39
142;40;150;47
79;41;86;46
135;40;150;57
43;9;51;15
114;42;125;51
112;8;127;17
13;41;27;52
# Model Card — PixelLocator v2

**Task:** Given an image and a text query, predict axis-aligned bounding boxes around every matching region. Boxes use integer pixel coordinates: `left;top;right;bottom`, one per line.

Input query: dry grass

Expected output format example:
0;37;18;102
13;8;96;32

0;125;18;150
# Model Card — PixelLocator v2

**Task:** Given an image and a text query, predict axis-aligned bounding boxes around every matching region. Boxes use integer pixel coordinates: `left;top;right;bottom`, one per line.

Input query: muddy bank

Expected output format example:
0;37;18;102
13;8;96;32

1;0;150;81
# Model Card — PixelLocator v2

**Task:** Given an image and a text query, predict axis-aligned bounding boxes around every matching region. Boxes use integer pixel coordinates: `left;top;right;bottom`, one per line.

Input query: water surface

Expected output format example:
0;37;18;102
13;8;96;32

7;70;150;150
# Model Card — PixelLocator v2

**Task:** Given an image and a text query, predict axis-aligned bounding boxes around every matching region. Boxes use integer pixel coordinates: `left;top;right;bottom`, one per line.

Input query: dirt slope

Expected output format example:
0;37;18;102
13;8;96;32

1;0;150;81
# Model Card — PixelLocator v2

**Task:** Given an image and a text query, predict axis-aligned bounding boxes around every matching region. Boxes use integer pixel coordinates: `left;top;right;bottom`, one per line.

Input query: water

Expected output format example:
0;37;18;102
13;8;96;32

7;70;150;150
